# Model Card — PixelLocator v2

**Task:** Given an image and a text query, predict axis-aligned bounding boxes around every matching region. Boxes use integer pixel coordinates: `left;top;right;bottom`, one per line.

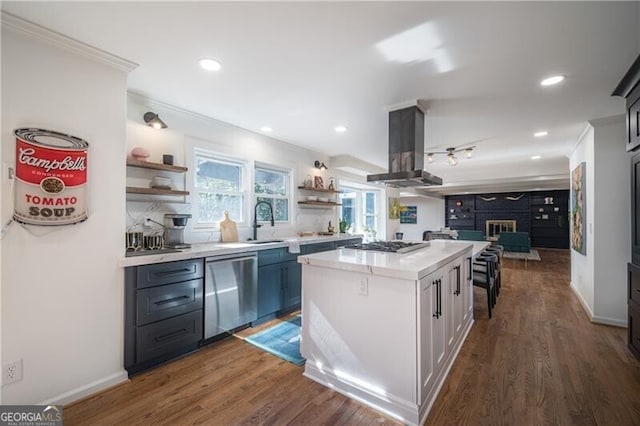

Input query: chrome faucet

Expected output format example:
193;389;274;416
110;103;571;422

253;201;274;241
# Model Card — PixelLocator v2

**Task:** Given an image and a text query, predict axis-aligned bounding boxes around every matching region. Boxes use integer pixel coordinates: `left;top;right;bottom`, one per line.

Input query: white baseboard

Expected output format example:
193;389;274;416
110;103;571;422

39;370;129;406
569;282;627;328
591;315;628;328
570;281;594;319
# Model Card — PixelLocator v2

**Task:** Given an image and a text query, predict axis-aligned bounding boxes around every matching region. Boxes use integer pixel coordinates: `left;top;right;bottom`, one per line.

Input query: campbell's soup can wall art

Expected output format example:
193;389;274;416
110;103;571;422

14;128;89;226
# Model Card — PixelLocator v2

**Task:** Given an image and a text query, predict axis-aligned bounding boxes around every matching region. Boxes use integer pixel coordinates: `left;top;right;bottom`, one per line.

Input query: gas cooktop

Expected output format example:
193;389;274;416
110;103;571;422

343;241;430;254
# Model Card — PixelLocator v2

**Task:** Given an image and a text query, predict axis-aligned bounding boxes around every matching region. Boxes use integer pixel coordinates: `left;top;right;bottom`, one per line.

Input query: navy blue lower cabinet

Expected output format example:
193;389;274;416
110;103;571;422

257;263;284;317
282;260;302;310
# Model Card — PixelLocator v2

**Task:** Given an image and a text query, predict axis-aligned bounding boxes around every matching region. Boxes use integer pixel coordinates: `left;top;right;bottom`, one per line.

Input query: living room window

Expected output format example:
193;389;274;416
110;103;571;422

193;149;247;227
254;164;291;223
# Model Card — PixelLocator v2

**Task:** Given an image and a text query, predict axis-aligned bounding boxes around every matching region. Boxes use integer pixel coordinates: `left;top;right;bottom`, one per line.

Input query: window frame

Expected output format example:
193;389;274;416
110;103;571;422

192;148;250;229
254;162;293;225
339;184;383;239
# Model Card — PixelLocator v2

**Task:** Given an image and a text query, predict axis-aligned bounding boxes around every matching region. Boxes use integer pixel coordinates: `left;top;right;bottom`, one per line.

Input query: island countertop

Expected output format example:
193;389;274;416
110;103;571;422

298;239;489;280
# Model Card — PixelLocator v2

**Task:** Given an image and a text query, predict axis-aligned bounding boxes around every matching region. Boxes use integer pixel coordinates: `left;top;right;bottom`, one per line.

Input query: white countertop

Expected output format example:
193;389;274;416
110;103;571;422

120;234;362;267
298;240;490;280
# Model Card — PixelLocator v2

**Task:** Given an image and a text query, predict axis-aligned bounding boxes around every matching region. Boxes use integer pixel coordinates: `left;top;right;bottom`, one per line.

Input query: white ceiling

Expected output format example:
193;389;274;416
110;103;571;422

3;2;638;195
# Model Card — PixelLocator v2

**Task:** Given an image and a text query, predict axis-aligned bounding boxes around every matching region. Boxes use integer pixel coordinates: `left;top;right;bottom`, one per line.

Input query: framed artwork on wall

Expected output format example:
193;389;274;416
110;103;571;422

571;162;586;254
400;206;417;224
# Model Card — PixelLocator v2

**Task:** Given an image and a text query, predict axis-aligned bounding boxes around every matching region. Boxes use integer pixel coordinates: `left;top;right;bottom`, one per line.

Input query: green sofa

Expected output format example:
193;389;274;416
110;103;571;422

498;231;531;252
456;230;486;241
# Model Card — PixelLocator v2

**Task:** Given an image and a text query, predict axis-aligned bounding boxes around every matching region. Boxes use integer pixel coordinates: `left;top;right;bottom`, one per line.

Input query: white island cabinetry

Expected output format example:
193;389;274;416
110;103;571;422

299;241;475;425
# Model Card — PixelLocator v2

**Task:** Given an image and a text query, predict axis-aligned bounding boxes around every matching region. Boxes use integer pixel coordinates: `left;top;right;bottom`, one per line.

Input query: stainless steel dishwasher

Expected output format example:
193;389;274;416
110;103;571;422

204;252;258;339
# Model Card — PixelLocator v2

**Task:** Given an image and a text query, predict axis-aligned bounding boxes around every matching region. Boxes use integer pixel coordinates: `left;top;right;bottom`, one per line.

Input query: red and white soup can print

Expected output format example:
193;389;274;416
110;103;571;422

14;128;89;226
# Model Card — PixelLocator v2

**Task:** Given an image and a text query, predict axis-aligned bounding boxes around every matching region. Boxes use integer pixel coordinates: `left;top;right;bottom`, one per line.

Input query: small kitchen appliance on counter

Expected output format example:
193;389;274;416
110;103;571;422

163;213;192;249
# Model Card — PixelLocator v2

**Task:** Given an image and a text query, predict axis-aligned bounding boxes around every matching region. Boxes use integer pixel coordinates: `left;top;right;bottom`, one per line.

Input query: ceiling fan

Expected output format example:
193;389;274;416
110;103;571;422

426;146;476;166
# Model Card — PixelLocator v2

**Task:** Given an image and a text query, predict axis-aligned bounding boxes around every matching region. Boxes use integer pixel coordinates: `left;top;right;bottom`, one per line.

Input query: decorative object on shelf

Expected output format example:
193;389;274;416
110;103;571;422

339;218;351;234
143;111;167;129
314;160;328;170
456;200;463;207
480;196;496;201
162;154;174;165
505;194;525;201
426;146;475;166
131;146;150;161
314;176;324;189
327;221;335;234
150;176;172;190
303;175;313;188
544;197;554;204
542;214;549;220
400;205;417;224
571;162;586;254
328;177;335;191
554;207;560;212
13;128;89;226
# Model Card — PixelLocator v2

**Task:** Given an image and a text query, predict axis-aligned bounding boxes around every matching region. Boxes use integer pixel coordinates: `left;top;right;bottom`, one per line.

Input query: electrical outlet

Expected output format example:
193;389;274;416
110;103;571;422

3;163;14;180
144;218;152;229
3;359;23;385
359;277;369;296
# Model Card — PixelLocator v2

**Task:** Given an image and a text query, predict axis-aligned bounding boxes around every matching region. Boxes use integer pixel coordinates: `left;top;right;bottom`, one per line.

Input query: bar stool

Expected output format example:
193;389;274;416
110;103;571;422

484;245;503;296
473;252;498;318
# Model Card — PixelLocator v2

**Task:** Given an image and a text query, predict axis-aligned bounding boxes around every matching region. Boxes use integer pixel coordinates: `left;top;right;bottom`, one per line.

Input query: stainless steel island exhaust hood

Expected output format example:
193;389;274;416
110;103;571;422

367;105;442;187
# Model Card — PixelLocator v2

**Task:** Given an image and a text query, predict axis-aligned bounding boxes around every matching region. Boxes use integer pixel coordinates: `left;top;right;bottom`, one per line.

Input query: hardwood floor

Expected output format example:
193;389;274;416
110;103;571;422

64;249;640;425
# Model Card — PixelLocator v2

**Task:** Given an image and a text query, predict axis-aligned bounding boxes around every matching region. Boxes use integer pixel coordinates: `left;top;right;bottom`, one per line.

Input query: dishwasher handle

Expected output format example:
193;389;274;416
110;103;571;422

205;253;258;263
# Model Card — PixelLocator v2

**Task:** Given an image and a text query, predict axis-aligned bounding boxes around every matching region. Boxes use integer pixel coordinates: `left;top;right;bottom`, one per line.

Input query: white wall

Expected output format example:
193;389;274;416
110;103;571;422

569;116;630;327
125;94;338;243
394;196;445;241
592;116;631;325
1;28;130;403
569;125;595;316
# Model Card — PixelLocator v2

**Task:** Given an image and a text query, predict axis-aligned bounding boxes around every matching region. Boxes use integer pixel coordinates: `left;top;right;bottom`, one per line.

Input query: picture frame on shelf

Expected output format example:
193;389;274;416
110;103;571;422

314;176;324;189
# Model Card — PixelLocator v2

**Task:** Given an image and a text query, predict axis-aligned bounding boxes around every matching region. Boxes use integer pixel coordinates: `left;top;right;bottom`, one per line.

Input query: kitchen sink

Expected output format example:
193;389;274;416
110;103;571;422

245;239;285;244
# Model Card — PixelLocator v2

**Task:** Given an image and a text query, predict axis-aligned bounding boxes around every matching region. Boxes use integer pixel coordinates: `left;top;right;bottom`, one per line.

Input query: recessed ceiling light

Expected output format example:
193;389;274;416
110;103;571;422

531;155;542;160
334;126;348;133
198;58;222;72
534;131;548;137
540;75;565;86
260;126;272;133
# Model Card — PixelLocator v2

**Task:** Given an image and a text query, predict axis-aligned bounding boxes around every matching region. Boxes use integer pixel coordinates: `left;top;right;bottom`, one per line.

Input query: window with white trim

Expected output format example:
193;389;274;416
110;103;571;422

194;150;247;226
254;164;291;223
339;186;381;240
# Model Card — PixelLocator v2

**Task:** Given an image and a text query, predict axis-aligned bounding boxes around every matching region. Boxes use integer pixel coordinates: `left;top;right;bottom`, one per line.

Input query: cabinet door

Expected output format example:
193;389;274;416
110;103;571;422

257;263;283;317
451;259;465;340
628;95;640;152
431;270;447;374
633;153;640;265
463;256;473;323
446;263;457;351
418;277;435;404
282;260;302;310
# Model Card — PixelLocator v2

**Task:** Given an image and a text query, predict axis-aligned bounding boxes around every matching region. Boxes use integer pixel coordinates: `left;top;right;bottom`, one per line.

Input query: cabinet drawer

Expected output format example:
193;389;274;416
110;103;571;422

136;310;202;364
629;303;640;359
137;259;203;289
136;279;203;326
629;263;640;307
335;238;361;248
303;241;335;254
258;248;297;265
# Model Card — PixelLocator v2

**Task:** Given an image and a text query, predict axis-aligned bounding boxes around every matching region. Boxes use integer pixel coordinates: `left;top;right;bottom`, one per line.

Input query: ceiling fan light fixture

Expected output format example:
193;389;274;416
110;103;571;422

464;147;473;158
427;153;434;163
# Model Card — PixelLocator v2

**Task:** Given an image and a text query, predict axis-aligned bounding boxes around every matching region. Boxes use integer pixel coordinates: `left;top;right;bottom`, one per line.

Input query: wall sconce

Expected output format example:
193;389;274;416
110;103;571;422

426;146;475;167
314;160;328;170
143;111;167;129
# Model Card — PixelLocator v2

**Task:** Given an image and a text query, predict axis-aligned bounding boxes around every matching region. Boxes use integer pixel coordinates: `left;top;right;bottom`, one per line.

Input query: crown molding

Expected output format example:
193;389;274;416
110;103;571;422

1;11;138;73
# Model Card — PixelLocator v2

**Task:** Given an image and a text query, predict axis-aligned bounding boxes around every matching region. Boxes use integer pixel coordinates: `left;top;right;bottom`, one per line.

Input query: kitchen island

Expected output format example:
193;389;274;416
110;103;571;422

298;240;488;425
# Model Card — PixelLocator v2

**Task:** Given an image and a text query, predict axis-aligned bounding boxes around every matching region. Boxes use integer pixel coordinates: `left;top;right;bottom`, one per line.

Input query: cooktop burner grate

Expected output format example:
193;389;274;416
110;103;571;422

343;241;430;254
